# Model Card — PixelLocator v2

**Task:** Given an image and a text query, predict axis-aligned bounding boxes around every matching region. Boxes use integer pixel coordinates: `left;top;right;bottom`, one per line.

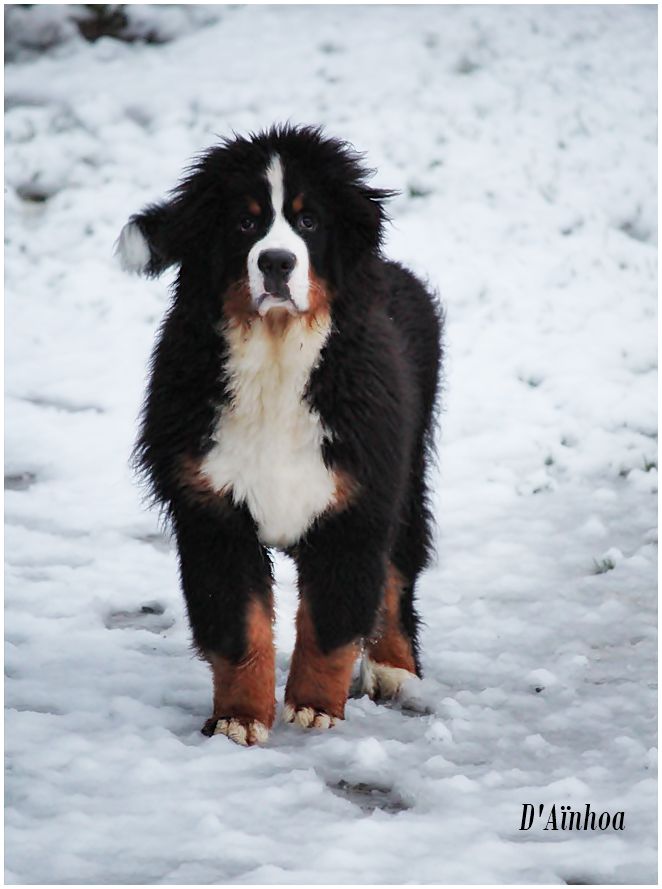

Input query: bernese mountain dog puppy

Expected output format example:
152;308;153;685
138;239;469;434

117;125;443;746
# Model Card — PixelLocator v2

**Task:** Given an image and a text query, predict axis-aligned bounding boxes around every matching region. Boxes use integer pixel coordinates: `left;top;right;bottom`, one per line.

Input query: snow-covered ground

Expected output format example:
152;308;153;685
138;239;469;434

5;5;657;884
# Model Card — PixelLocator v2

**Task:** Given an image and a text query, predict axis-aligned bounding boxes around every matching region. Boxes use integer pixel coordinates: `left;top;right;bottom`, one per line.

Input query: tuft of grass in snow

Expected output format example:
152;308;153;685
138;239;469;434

455;55;480;75
319;41;343;54
407;183;433;199
618;218;651;244
518;373;544;388
16;183;52;203
4;472;37;491
592;556;616;575
619;455;657;478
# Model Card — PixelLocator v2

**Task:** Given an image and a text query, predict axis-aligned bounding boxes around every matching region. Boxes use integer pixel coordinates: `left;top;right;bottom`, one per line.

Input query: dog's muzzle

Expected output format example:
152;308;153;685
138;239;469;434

256;249;298;315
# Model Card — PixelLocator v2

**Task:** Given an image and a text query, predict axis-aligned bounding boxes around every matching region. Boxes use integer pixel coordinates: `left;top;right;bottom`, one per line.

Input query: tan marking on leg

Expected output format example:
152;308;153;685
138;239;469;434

367;564;417;674
209;596;276;736
177;454;232;508
330;468;360;512
285;599;358;722
179;454;215;493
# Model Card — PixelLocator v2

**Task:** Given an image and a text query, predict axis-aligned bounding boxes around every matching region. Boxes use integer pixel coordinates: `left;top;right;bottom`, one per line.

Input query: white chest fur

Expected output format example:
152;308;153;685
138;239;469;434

200;317;336;548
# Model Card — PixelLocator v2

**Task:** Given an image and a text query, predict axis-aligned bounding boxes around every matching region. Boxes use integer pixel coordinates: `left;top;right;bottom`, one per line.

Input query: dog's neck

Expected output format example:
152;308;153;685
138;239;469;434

222;311;331;396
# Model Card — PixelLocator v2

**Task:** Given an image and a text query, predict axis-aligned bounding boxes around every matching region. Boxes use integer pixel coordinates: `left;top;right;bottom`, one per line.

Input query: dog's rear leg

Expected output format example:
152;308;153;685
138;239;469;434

173;500;275;746
360;563;421;702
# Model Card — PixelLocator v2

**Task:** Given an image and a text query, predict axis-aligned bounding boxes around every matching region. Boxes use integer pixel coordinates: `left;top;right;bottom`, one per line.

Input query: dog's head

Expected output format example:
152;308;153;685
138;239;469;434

117;125;392;321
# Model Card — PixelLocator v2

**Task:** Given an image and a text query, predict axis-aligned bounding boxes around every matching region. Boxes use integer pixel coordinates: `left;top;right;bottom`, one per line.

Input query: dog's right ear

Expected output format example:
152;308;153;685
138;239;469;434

115;201;179;278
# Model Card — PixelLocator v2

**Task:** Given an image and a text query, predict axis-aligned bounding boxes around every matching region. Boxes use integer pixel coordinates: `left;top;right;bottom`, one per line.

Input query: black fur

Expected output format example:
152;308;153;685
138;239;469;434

126;124;443;677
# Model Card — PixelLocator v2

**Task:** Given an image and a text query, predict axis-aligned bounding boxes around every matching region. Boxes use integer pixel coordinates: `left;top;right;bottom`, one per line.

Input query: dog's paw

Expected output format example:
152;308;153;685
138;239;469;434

202;716;269;746
358;656;418;702
282;704;338;730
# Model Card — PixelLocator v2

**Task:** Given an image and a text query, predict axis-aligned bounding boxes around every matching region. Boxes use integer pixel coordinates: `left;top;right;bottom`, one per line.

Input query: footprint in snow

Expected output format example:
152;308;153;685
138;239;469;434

105;602;174;633
328;779;410;814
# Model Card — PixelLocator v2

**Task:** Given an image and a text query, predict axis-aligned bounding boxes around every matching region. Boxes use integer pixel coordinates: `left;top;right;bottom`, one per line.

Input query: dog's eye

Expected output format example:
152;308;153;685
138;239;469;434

239;215;257;233
296;212;318;233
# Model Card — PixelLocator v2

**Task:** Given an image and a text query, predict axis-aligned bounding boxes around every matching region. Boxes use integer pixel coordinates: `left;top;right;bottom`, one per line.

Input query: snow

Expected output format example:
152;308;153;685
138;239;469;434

4;4;657;884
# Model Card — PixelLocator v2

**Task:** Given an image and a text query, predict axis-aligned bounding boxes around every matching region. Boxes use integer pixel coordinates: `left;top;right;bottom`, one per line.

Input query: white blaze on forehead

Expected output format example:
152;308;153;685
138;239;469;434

247;155;310;312
266;154;285;216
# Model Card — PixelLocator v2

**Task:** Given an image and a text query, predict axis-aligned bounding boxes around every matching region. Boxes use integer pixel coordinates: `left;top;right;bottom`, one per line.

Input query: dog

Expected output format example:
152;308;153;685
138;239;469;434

117;125;443;746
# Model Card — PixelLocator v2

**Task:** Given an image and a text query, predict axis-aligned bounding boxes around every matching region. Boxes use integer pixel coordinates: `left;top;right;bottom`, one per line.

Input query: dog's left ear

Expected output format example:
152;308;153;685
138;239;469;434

115;200;182;278
116;154;221;277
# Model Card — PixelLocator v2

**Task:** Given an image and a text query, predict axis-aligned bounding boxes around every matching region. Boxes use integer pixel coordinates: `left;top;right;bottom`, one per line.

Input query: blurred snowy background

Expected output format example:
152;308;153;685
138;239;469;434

5;4;657;884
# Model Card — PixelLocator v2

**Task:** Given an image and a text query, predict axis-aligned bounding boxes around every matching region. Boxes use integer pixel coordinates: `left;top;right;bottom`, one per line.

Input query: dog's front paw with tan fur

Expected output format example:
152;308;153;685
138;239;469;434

202;715;270;746
282;703;338;730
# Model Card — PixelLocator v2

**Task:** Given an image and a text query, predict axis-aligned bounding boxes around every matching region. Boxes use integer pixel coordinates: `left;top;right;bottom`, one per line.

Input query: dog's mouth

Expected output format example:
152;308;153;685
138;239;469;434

256;290;298;317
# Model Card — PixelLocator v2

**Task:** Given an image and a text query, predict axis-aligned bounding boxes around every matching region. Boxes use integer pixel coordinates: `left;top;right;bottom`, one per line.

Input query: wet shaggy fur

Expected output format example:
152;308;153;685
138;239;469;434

120;125;443;740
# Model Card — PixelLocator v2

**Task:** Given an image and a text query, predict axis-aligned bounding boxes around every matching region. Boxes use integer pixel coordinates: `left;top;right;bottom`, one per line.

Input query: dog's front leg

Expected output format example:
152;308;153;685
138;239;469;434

283;598;360;728
285;513;387;729
173;501;275;746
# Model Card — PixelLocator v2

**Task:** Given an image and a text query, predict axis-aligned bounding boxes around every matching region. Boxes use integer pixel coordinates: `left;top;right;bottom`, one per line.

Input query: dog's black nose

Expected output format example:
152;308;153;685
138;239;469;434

258;249;296;282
